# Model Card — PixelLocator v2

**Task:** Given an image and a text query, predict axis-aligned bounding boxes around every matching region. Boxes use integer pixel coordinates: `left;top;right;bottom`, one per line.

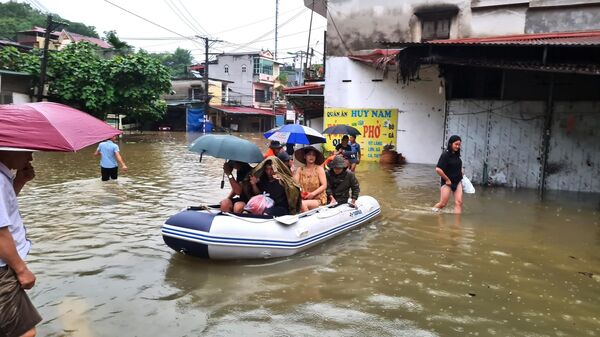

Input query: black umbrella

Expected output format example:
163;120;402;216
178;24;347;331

322;124;361;136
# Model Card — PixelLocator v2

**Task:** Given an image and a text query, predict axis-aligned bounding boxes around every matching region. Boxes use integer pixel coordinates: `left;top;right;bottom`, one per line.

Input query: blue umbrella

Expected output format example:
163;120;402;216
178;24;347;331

264;124;326;145
189;134;264;163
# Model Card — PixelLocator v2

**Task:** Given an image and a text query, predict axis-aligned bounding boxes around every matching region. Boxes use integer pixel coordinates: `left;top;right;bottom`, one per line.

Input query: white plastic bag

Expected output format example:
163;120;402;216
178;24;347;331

462;176;476;194
244;193;275;215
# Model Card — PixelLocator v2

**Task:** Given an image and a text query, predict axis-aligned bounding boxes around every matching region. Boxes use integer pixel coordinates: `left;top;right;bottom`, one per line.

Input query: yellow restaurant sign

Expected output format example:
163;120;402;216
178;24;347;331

323;108;398;161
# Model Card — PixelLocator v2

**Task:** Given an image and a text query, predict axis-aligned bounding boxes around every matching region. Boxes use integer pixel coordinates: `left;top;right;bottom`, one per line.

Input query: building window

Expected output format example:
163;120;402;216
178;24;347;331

224;65;229;74
255;89;265;102
415;8;457;42
422;17;450;40
253;58;273;75
242;64;247;72
191;87;203;100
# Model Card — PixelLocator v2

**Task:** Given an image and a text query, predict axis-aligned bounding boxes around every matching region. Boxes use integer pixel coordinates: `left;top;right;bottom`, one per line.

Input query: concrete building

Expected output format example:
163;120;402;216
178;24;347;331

16;27;112;50
309;0;600;193
207;50;282;109
0;70;33;104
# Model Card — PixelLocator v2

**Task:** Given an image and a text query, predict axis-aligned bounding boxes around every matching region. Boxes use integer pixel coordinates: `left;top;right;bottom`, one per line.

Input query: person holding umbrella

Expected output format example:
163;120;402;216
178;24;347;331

220;160;253;213
0;150;41;337
0;102;122;336
294;146;327;212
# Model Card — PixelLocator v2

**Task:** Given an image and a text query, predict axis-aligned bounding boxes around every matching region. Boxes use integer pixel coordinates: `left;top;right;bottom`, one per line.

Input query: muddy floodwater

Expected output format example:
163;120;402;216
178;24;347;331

18;132;600;336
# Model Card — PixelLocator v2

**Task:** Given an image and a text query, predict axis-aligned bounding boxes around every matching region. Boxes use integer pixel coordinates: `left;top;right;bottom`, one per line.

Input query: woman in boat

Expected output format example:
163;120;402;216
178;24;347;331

294;146;327;213
220;160;253;213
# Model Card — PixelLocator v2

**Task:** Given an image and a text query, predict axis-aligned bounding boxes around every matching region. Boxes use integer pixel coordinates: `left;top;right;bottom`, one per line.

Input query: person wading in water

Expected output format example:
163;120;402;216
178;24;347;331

433;135;464;214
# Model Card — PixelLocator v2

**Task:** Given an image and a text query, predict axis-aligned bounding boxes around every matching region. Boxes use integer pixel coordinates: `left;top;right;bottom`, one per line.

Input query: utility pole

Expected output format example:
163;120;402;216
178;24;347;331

195;36;222;114
323;30;326;78
37;15;67;102
304;0;315;84
275;0;279;61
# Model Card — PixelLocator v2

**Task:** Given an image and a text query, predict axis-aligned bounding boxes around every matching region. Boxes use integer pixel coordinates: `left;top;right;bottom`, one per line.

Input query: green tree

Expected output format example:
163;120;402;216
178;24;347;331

150;47;194;78
104;30;133;55
0;41;171;122
0;2;98;40
0;46;40;75
46;42;113;117
108;50;172;121
276;71;288;86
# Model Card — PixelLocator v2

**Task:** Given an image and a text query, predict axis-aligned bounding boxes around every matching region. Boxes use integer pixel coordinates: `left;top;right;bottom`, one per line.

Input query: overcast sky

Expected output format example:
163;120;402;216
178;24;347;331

8;0;327;64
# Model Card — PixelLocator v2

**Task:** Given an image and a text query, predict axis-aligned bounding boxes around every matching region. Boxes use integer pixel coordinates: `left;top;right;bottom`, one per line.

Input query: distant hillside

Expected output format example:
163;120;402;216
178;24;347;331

0;1;98;40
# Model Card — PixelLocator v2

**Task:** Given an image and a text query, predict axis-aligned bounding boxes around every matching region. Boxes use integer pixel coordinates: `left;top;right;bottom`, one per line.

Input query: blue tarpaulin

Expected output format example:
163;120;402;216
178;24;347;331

187;108;205;132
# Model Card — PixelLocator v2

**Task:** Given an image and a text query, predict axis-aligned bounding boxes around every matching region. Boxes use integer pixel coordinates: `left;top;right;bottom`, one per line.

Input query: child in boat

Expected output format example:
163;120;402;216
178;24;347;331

326;155;360;206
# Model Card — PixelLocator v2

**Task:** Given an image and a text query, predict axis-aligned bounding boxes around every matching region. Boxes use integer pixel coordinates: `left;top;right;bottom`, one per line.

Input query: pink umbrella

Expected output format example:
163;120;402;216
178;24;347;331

0;102;122;152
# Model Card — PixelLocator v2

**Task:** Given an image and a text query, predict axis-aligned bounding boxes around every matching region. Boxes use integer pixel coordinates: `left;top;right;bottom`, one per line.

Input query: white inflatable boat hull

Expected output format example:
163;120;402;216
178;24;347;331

162;195;381;259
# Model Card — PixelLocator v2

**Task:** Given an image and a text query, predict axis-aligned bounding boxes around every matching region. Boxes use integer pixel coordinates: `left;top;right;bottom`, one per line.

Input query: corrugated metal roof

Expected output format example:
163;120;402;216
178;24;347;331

65;31;112;49
212;105;274;116
382;31;600;47
282;83;324;94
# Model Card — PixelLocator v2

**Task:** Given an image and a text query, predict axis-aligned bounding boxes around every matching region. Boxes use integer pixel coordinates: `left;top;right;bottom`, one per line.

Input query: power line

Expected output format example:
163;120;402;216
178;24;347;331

327;5;350;53
175;0;210;36
163;0;206;37
218;25;326;49
232;7;306;52
24;0;44;12
30;0;49;13
212;5;305;35
103;0;201;46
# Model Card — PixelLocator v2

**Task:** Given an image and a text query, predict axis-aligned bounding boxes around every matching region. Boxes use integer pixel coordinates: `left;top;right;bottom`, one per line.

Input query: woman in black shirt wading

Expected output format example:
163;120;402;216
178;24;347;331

433;135;464;214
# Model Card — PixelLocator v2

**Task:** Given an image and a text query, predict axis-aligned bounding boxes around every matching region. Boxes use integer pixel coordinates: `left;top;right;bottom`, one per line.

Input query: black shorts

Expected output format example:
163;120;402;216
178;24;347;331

440;180;461;192
0;266;42;337
229;196;248;204
101;166;118;181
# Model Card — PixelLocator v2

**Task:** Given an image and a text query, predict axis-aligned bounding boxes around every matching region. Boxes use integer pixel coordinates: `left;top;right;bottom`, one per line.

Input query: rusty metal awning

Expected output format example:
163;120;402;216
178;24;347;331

381;30;600;47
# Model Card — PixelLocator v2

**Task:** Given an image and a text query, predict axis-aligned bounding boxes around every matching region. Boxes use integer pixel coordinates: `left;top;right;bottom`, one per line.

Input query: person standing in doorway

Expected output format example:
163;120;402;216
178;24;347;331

433;135;464;214
0;150;42;337
94;135;128;181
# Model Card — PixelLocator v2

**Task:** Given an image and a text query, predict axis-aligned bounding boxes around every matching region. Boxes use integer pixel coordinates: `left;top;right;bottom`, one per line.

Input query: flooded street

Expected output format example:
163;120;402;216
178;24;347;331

20;132;599;336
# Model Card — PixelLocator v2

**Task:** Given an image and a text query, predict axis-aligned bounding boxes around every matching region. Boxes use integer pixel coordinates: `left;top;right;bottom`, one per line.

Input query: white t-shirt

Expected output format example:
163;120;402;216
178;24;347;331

0;162;31;267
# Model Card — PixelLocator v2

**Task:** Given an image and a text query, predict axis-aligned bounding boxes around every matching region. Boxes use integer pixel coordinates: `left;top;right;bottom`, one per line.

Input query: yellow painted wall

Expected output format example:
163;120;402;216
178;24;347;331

324;108;398;161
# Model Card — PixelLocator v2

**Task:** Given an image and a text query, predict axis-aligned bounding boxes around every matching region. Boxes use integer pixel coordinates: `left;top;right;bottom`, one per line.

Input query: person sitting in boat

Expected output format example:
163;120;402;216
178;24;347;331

294;146;327;212
263;140;284;158
277;151;295;175
326;155;360;206
220;160;253;213
248;157;302;216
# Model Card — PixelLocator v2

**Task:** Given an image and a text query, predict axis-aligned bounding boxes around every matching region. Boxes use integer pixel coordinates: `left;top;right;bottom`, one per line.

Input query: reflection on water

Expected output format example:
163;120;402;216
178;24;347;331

17;132;600;336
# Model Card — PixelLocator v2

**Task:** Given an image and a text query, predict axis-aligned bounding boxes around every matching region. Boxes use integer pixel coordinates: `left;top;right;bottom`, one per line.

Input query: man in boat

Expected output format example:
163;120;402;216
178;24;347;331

247;157;301;216
263;140;284;158
326;155;360;206
0;150;42;337
220;160;253;213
